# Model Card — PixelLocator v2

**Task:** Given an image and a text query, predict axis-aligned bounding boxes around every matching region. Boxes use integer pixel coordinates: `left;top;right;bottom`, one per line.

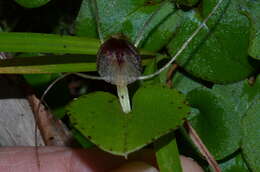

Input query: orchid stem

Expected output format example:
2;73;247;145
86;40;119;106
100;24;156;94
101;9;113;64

116;85;131;114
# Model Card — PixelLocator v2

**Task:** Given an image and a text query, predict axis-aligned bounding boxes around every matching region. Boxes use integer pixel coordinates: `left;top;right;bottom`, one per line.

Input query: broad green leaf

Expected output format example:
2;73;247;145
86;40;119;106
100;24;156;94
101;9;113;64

240;0;260;60
155;134;182;172
75;0;98;38
187;76;260;160
67;85;189;156
75;0;180;52
187;88;241;160
141;8;183;52
98;0;172;42
167;0;256;83
143;57;202;120
241;101;260;172
212;76;260;116
216;153;249;172
171;72;204;119
76;0;170;40
15;0;51;8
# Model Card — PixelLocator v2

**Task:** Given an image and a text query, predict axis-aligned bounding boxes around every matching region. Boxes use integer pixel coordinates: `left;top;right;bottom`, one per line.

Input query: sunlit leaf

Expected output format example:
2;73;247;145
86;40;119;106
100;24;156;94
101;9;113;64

67;85;189;156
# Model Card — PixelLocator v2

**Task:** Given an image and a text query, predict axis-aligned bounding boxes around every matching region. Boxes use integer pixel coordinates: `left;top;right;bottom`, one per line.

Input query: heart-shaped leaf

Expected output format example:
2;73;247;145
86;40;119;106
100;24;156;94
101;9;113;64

67;85;189;156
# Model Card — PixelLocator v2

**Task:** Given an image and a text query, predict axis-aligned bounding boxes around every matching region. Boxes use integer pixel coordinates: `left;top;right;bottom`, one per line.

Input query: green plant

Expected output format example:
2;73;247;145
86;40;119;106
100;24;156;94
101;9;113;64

0;0;259;171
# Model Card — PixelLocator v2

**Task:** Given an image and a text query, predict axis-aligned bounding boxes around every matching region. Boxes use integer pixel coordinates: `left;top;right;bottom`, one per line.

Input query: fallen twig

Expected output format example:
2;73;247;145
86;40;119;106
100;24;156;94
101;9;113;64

184;121;221;172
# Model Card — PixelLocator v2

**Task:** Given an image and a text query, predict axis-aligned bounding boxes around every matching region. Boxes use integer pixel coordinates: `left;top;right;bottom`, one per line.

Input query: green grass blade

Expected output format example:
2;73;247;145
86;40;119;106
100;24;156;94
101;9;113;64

155;134;182;172
0;32;155;55
0;55;97;73
0;32;155;74
0;32;99;54
0;54;152;74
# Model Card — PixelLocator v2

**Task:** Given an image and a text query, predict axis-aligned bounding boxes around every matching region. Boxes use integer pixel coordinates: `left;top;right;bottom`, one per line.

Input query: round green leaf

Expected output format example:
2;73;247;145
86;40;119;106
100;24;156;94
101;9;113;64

242;101;260;172
187;88;241;160
15;0;51;8
67;85;189;156
187;77;260;160
167;0;256;83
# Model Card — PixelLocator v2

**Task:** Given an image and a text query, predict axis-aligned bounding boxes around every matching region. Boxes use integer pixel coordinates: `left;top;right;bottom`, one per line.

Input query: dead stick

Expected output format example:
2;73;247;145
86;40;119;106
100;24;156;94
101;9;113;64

166;63;178;88
184;121;221;172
